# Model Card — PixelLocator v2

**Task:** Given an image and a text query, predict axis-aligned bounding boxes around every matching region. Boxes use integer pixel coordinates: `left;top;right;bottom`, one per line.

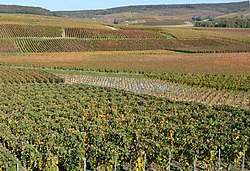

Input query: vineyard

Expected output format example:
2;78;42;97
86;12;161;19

160;27;250;41
0;39;20;53
0;83;249;170
15;39;176;53
0;24;63;38
13;38;250;53
173;38;250;53
145;73;250;92
58;74;249;109
0;68;64;84
0;13;249;171
0;52;249;76
0;144;17;165
0;143;26;171
0;24;249;53
192;28;250;43
15;39;89;53
64;28;164;39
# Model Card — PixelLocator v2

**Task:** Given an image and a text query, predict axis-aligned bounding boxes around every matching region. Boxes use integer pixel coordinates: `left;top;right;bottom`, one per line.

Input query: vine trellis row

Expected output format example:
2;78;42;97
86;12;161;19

1;150;247;171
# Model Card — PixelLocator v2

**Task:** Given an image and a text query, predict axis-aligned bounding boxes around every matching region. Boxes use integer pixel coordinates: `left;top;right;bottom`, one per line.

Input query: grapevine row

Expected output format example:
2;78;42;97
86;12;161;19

175;38;250;53
0;24;63;38
0;39;20;53
0;68;64;84
145;73;250;92
0;83;249;170
65;28;164;39
12;38;250;53
15;39;175;52
58;74;249;109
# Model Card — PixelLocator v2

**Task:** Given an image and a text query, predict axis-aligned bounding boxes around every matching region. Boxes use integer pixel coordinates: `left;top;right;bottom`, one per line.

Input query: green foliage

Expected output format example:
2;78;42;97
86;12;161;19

195;18;250;28
192;17;204;21
113;19;121;24
0;144;18;165
145;73;250;92
0;143;27;170
0;83;249;170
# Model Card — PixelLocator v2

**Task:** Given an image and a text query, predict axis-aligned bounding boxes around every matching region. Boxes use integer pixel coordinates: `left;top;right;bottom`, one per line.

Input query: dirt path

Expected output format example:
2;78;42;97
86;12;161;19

160;21;194;27
106;26;118;30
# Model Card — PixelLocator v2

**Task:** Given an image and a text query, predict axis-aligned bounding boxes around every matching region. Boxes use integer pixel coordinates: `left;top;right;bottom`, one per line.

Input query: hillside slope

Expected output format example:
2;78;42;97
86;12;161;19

0;2;249;25
0;5;53;16
217;10;250;19
54;1;250;18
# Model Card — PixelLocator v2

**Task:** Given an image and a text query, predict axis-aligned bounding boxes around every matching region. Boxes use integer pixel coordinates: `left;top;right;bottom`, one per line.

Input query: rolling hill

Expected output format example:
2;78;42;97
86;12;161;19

54;1;250;18
54;1;250;25
0;1;249;26
0;5;53;16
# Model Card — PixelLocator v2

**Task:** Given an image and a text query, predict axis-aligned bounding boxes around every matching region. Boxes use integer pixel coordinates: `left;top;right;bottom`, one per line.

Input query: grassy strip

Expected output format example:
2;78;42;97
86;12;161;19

0;65;249;92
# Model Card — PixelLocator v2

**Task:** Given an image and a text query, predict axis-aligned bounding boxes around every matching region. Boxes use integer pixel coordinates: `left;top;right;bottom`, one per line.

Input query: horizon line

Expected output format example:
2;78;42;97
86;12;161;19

0;0;247;11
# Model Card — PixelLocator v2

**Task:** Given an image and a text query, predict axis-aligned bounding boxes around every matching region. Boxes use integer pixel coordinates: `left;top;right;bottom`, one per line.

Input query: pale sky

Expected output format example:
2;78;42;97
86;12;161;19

0;0;246;11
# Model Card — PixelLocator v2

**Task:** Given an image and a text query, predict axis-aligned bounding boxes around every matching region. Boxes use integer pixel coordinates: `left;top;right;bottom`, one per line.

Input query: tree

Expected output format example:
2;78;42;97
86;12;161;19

113;18;121;24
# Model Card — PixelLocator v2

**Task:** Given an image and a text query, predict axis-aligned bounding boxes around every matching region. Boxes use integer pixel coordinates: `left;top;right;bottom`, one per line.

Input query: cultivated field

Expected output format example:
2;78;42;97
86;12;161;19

0;17;249;53
0;68;64;84
0;52;249;75
0;13;249;171
59;74;249;108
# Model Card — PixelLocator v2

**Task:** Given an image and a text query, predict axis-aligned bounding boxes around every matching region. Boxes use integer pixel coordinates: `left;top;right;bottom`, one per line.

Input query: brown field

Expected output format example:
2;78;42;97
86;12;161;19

193;27;250;42
0;51;249;75
0;18;249;53
0;14;249;75
160;27;250;41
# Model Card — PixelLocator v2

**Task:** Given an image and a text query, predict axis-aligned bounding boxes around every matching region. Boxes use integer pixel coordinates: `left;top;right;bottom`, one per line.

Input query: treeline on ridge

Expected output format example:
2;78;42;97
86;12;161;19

0;1;249;18
0;5;53;16
195;18;250;28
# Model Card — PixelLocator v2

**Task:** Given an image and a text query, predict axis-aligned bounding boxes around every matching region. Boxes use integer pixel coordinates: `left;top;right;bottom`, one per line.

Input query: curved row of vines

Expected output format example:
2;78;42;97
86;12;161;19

0;24;249;53
0;68;64;84
145;73;250;92
0;24;63;38
59;74;249;109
